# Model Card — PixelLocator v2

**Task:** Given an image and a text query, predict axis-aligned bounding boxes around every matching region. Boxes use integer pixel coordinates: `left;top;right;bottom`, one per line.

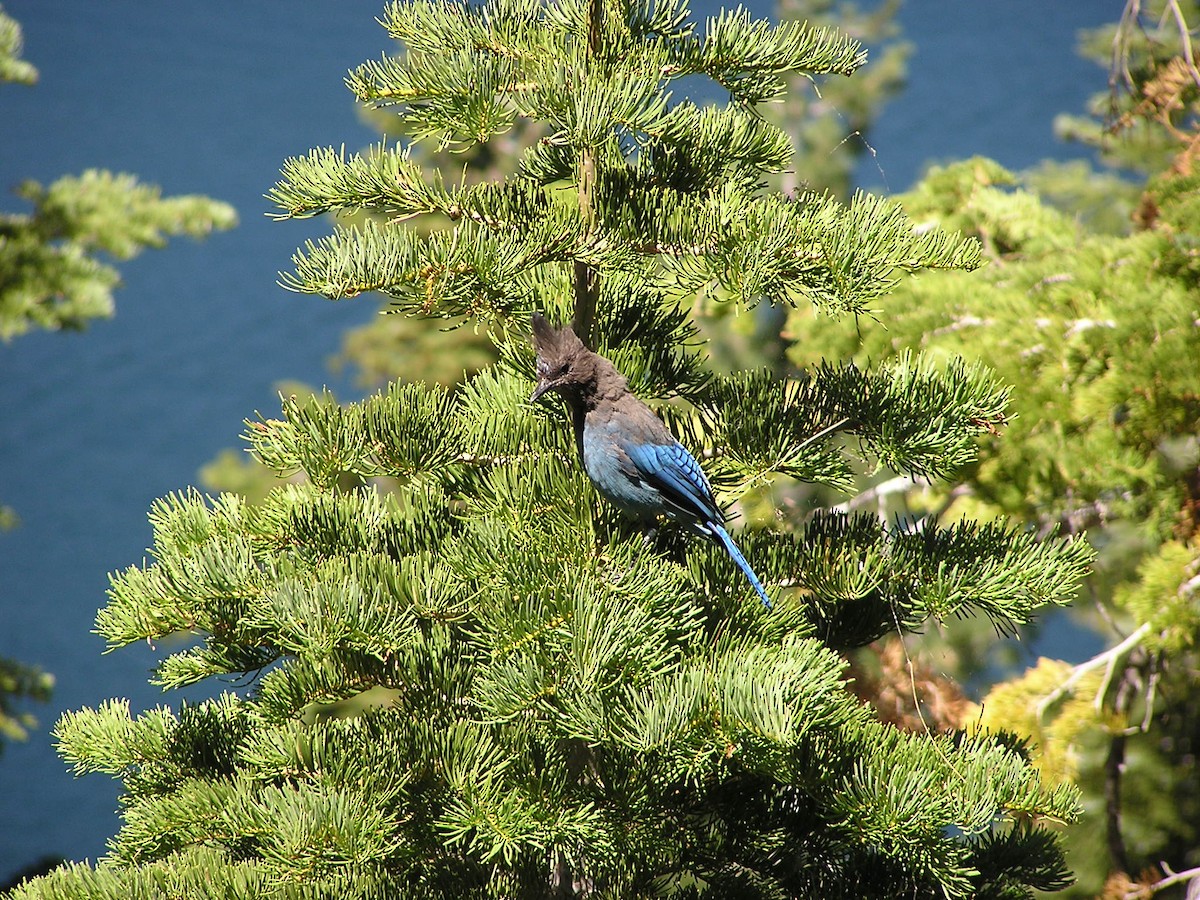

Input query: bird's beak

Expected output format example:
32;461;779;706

530;381;551;403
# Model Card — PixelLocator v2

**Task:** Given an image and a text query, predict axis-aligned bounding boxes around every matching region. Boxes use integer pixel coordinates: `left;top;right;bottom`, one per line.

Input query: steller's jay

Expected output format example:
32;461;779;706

529;313;772;608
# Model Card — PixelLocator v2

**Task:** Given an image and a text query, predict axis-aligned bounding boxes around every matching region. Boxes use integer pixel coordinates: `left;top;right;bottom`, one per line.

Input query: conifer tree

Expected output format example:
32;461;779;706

17;1;1092;897
200;0;908;497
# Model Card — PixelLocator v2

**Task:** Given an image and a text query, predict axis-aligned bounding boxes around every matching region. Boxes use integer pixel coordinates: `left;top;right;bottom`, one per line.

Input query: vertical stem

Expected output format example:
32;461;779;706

1104;731;1129;875
572;214;599;349
1105;675;1133;876
586;0;602;56
572;0;603;349
562;3;604;868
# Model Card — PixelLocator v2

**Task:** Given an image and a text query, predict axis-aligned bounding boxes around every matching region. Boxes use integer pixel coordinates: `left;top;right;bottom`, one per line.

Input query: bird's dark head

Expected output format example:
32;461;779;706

529;313;597;402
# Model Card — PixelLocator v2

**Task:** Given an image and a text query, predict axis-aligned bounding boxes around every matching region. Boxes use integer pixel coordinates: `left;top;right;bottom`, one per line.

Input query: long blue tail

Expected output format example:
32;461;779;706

710;523;772;609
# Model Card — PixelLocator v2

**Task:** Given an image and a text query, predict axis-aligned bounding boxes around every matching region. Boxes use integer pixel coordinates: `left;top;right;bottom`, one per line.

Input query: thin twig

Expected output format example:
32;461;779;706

1165;0;1200;89
1126;863;1200;898
1112;1;1142;100
1106;676;1135;875
1179;571;1200;597
832;473;923;516
799;416;850;450
1035;622;1152;724
1139;661;1161;733
1097;634;1128;714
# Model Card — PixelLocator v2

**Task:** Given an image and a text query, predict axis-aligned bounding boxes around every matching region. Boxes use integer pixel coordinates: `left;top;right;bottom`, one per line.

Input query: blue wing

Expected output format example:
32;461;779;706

623;440;722;527
622;440;772;609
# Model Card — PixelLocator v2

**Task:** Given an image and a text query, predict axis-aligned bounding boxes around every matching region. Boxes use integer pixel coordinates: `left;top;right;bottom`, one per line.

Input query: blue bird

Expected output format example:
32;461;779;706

530;314;771;608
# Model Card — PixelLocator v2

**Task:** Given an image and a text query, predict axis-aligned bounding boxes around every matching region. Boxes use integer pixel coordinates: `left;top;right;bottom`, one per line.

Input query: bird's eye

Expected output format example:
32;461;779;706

556;362;570;377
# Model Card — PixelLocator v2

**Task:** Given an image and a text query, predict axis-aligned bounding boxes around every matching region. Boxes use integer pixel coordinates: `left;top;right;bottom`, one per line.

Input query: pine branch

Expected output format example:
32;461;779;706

377;0;549;58
606;186;981;314
967;822;1074;894
349;49;522;145
54;699;174;779
0;170;236;339
825;351;1010;480
280;215;582;318
639;101;795;191
712;511;1094;646
681;9;867;104
268;144;454;220
0;6;37;85
246;384;467;486
671;352;1008;497
611;634;853;756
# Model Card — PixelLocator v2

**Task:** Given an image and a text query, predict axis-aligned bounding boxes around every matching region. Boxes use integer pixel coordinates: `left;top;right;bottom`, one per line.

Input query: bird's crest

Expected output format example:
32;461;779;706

531;313;584;358
531;313;588;377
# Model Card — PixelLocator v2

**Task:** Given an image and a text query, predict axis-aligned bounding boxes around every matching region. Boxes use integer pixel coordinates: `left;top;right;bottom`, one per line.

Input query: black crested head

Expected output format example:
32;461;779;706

529;312;629;409
530;313;594;402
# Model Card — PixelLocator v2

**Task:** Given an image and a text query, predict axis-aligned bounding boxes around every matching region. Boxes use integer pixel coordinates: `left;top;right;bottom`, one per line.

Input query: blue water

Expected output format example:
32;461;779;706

0;0;1114;877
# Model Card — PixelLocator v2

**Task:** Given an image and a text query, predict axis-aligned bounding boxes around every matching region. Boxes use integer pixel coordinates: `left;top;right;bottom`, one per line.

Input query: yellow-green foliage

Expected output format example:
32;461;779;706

336;311;500;389
971;658;1116;787
1114;539;1200;654
0;4;37;85
0;657;53;745
787;158;1200;544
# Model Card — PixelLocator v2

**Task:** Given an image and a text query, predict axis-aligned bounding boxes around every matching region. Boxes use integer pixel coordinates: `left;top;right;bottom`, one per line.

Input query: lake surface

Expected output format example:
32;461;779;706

0;0;1115;876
